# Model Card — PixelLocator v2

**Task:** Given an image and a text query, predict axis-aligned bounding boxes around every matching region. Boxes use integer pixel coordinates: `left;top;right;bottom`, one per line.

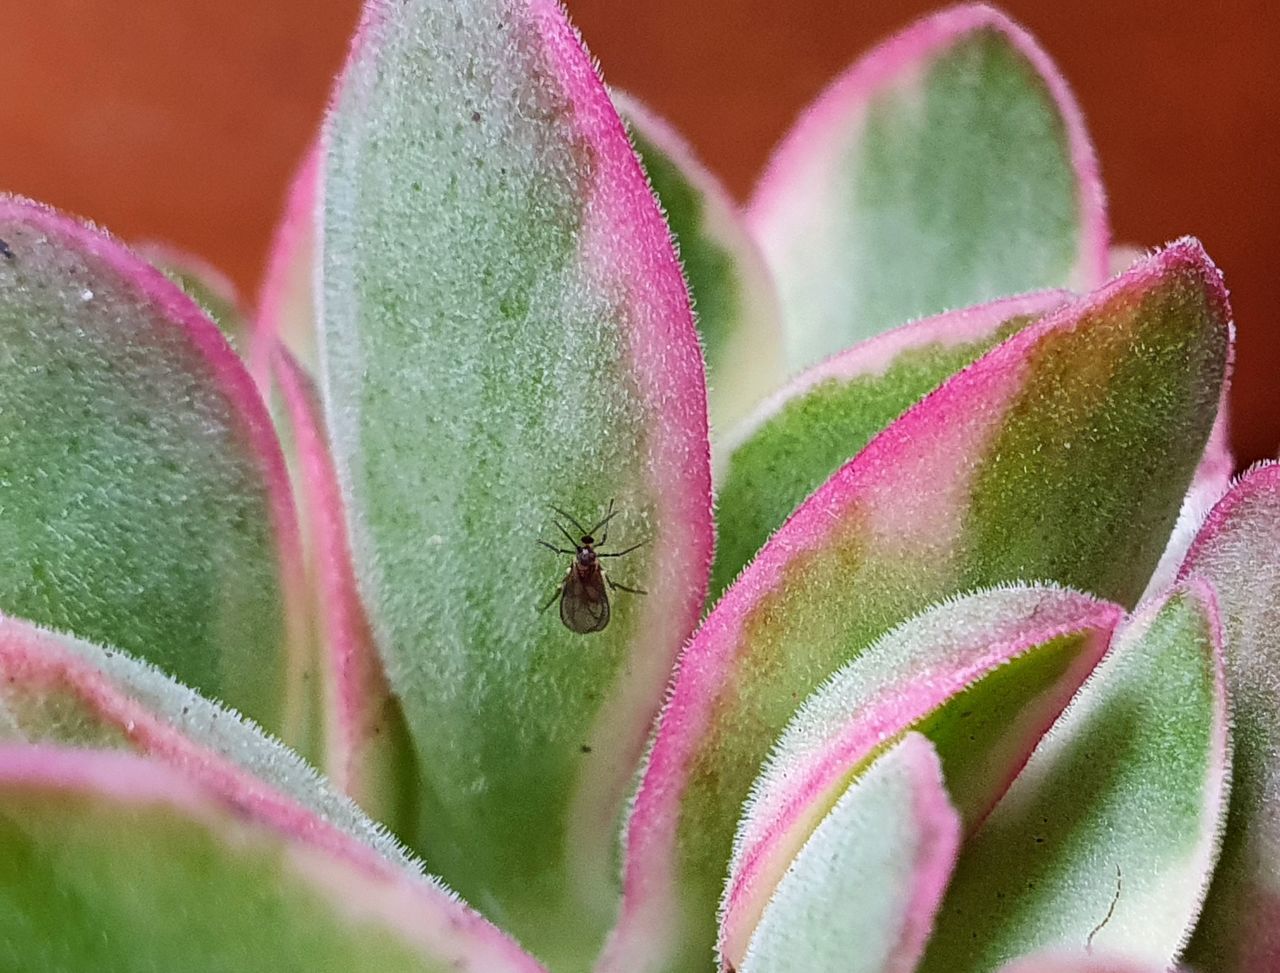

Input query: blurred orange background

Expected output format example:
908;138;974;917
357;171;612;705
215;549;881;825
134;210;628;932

2;1;1275;462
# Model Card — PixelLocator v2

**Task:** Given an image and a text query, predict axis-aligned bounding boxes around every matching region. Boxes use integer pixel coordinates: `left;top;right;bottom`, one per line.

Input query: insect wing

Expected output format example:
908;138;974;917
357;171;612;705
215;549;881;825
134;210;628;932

560;567;610;634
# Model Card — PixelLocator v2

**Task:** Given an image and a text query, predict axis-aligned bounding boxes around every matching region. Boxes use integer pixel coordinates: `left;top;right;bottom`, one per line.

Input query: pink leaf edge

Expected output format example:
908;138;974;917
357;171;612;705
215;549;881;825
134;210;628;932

882;734;964;973
323;0;715;906
251;142;319;385
0;193;310;735
722;288;1072;454
747;3;1109;289
0;743;546;972
730;732;961;973
605;238;1227;967
1178;461;1280;582
526;0;718;885
271;346;396;804
998;952;1184;973
718;588;1120;965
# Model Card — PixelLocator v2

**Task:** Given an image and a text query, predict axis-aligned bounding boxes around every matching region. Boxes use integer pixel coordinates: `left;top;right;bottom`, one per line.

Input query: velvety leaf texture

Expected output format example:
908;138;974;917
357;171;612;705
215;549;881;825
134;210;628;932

749;4;1108;368
740;734;960;973
321;0;711;964
719;585;1118;967
711;290;1067;599
0;747;548;973
269;349;418;836
920;584;1230;972
607;241;1229;973
1181;464;1280;971
0;614;412;871
0;196;309;747
616;93;785;435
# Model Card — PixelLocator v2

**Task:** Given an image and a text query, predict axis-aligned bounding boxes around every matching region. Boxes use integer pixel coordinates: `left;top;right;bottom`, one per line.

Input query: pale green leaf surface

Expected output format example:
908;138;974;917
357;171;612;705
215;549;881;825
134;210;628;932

0;746;547;973
138;241;249;349
740;734;959;973
616;93;785;436
719;585;1117;966
269;348;419;836
749;5;1107;369
0;613;413;872
1181;463;1280;971
919;585;1230;972
607;243;1229;973
321;0;712;964
0;196;308;746
711;290;1066;599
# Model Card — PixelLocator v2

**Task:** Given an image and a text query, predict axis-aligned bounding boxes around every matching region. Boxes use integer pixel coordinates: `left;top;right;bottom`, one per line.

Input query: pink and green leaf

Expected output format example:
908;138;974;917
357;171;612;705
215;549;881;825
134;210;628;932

919;583;1231;972
998;954;1180;973
0;613;409;865
719;585;1119;969
606;242;1229;972
735;734;960;973
711;290;1069;599
251;144;319;385
137;241;250;349
0;195;313;752
1179;463;1280;971
0;746;546;973
615;93;785;435
320;0;712;963
748;4;1108;369
269;348;418;834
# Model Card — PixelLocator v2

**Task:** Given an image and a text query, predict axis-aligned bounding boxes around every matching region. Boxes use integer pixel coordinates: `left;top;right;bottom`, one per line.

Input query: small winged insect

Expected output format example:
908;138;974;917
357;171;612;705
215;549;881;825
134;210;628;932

539;500;646;634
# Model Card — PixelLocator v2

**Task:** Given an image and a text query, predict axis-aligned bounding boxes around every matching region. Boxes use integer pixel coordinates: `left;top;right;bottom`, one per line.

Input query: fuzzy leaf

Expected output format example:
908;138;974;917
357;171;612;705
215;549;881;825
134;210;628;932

269;349;418;834
919;584;1231;972
605;242;1230;972
999;955;1176;973
1180;463;1280;971
138;241;249;348
252;145;319;384
711;290;1068;598
0;613;411;868
0;746;547;973
720;586;1118;969
616;93;785;435
0;196;311;750
749;5;1108;369
739;734;960;973
321;0;712;963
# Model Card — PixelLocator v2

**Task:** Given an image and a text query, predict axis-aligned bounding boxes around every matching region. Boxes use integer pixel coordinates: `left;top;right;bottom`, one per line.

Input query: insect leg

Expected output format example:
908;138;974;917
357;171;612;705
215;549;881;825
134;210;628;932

598;539;648;558
540;584;564;613
537;539;576;555
606;576;647;596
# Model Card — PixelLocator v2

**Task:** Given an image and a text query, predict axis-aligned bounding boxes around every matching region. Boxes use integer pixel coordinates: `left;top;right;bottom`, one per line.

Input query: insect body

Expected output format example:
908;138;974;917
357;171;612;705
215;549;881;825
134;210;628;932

539;501;646;634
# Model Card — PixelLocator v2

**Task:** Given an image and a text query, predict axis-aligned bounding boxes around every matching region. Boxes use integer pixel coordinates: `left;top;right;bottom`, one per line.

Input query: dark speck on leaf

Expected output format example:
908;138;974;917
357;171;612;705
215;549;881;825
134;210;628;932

580;744;593;754
471;110;482;123
0;237;13;259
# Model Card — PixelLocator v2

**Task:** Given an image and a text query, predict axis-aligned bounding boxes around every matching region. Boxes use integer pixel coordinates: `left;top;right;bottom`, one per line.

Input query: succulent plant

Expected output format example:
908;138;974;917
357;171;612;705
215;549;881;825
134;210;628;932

0;2;1275;972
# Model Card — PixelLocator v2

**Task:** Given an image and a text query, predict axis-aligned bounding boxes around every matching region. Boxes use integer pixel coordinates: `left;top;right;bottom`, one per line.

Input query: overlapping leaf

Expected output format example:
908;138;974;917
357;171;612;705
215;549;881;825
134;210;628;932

0;196;311;751
604;242;1229;972
320;0;712;963
1180;464;1280;970
749;4;1108;369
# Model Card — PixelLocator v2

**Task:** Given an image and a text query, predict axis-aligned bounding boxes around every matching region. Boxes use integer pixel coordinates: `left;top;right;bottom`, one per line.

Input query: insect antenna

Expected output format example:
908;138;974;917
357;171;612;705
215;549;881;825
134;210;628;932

551;518;579;547
550;504;589;537
588;498;617;542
